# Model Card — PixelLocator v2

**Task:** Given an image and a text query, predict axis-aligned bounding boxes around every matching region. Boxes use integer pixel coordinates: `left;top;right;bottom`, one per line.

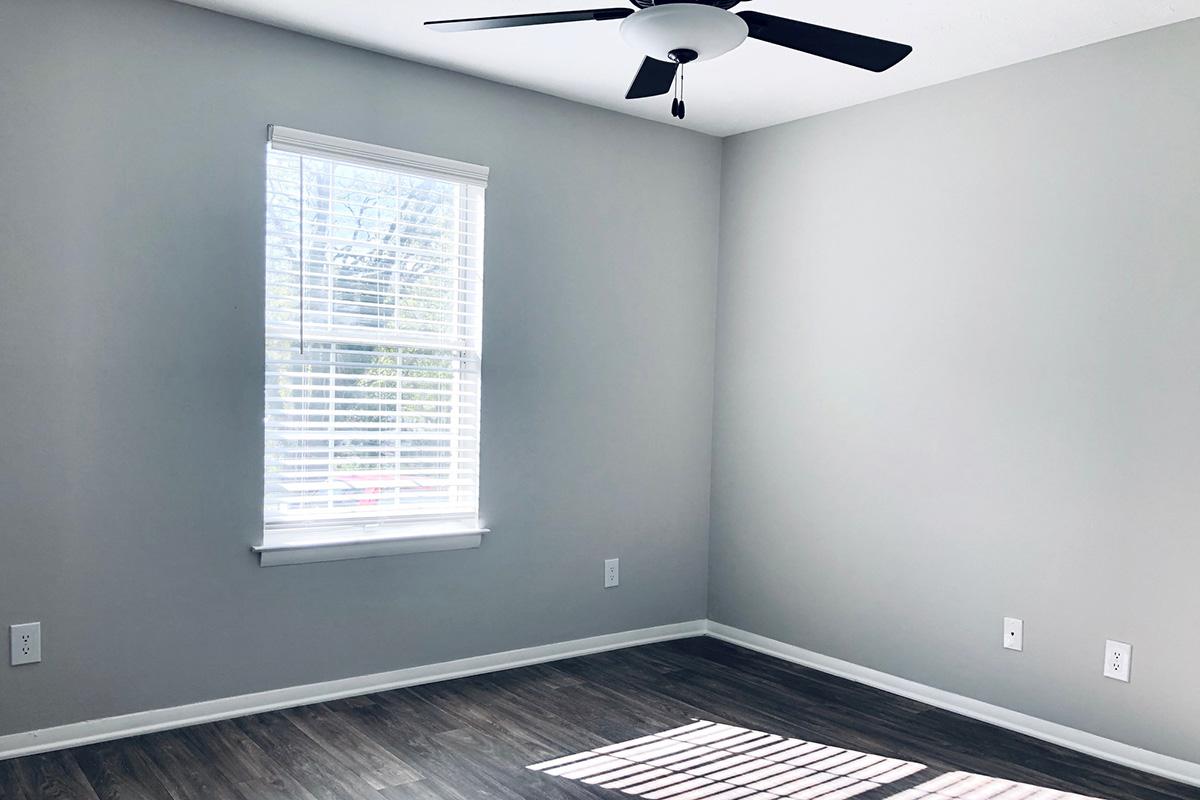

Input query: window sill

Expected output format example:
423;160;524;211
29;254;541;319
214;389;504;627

252;524;489;567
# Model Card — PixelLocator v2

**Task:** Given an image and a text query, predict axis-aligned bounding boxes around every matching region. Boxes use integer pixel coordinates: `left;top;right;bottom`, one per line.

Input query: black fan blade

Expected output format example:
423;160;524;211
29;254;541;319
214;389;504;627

738;11;912;72
625;57;678;99
426;8;632;32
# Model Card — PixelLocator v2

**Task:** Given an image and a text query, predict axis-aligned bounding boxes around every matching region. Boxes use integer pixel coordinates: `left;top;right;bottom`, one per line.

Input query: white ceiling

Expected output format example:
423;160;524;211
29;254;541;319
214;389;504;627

176;0;1200;136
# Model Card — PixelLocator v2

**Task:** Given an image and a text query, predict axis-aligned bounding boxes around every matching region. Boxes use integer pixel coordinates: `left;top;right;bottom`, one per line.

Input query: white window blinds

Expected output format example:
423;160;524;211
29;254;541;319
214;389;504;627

264;126;487;540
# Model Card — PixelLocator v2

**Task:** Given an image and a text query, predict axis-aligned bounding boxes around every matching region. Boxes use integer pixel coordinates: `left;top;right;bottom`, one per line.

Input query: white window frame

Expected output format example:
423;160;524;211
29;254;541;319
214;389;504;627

253;126;489;566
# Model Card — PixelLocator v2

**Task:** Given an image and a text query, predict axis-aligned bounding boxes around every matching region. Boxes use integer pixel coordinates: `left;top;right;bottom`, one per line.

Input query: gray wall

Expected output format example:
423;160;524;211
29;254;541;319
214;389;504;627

710;20;1200;762
0;0;719;735
4;0;1197;765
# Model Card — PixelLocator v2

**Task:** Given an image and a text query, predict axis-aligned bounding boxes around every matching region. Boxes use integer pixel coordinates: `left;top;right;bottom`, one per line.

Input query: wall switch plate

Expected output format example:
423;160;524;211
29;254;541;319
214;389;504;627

1103;640;1131;682
604;558;619;588
1003;617;1023;651
10;622;41;666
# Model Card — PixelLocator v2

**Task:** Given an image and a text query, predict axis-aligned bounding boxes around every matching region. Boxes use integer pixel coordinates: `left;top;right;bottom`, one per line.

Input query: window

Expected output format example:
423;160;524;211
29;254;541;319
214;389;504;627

257;126;488;566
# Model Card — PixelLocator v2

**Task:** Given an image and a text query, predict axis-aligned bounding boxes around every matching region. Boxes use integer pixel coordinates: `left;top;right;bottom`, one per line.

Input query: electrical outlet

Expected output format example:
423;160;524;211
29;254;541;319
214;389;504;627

1103;640;1131;682
10;622;41;666
604;558;619;588
1003;617;1023;651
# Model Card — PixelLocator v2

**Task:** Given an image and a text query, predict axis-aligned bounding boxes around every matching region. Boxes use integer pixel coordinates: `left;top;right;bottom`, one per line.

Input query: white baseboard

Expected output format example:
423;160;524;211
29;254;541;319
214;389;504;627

0;619;706;761
706;621;1200;789
5;618;1197;789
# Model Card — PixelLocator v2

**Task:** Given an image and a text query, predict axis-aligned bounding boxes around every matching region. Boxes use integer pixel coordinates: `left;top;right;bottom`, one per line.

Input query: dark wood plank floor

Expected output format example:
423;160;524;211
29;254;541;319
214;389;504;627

1;637;1195;800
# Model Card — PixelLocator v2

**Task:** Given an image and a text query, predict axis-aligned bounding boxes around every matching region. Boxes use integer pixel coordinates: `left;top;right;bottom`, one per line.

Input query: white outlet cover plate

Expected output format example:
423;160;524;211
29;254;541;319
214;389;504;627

604;558;619;588
1003;617;1023;651
10;622;41;666
1103;639;1131;682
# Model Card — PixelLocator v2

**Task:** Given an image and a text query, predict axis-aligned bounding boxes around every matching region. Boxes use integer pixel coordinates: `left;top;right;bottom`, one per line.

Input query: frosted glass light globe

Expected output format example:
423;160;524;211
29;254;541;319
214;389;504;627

619;4;749;63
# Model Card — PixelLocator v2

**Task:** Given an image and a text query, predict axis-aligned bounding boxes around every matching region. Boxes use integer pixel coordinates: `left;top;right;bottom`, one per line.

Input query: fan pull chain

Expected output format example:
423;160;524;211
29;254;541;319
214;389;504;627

678;66;685;120
670;65;686;120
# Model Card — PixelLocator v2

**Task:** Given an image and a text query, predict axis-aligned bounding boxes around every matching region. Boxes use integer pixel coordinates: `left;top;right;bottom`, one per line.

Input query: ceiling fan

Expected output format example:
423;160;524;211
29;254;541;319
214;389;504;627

425;0;912;120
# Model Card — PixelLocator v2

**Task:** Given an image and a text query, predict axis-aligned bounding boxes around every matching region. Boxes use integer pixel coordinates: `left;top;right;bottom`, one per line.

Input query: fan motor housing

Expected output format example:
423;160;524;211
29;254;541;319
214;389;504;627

621;3;749;63
630;0;744;9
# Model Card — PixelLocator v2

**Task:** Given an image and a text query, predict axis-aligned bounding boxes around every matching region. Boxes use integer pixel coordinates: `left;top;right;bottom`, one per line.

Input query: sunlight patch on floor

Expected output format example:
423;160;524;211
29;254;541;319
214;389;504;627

887;770;1105;800
527;719;927;800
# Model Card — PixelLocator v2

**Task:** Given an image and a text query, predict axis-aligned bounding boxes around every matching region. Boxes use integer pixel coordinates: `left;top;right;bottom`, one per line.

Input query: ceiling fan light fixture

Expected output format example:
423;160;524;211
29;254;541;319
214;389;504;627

619;4;748;63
